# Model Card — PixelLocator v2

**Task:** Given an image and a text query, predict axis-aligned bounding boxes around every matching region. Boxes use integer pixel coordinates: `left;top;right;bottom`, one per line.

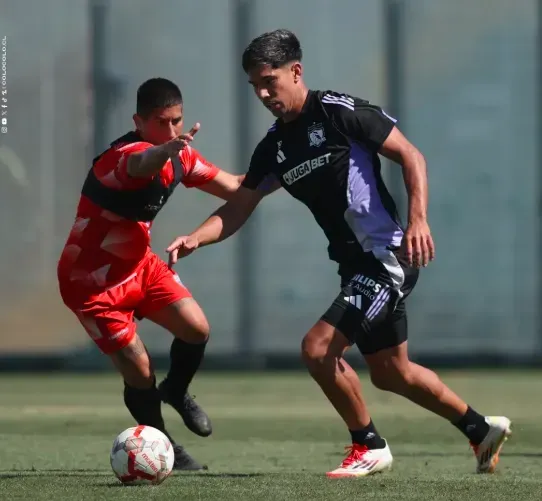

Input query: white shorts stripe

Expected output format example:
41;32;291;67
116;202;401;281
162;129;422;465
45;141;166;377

365;288;388;318
366;290;391;321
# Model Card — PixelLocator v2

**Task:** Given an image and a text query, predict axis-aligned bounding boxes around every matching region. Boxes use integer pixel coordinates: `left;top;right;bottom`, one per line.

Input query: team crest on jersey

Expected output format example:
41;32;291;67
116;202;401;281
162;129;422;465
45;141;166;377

308;123;326;147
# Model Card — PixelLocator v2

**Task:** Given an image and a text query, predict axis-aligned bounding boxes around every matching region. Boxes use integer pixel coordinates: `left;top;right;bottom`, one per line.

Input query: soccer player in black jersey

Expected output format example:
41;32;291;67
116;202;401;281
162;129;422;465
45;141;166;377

166;29;511;477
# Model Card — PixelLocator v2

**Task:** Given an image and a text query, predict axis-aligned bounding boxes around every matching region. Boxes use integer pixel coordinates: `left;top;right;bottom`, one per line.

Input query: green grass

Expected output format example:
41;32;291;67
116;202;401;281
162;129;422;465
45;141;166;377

0;370;541;500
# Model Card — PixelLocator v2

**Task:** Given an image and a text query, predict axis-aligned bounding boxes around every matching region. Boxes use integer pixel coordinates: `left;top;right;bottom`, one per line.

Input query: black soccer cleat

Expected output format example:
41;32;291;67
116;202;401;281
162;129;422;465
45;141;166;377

172;444;208;471
158;379;213;437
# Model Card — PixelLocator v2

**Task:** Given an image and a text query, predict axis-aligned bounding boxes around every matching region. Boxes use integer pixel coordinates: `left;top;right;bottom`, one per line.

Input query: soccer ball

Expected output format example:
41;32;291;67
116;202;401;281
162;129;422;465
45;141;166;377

110;425;174;485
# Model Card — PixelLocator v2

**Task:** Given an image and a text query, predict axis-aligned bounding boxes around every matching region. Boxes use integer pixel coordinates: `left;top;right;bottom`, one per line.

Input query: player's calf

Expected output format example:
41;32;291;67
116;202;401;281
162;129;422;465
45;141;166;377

365;343;512;471
110;335;155;388
301;319;390;474
147;299;213;437
366;343;472;423
301;321;374;432
111;336;166;433
158;338;212;438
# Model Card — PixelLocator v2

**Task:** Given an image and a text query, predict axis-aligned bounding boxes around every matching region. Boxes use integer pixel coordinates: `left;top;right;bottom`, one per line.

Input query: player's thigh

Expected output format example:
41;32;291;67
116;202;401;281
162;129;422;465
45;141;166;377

138;254;209;343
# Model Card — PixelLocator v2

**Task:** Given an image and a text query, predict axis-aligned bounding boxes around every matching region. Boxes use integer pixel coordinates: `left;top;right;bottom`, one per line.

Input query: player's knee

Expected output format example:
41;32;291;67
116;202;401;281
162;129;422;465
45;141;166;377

175;316;210;344
165;300;210;344
134;359;154;386
123;360;154;389
112;340;155;389
125;370;154;390
301;334;332;368
370;369;395;392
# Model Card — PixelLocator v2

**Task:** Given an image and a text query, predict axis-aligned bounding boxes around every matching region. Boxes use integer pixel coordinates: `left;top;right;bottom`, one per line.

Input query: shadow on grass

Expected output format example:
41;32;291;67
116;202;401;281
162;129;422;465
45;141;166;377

0;469;269;481
397;452;542;458
326;451;542;459
103;472;268;487
180;472;267;478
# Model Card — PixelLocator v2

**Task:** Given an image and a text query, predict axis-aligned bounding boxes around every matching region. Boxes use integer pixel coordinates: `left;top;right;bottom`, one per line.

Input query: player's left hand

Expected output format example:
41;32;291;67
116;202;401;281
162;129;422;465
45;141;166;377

166;235;200;268
400;219;435;268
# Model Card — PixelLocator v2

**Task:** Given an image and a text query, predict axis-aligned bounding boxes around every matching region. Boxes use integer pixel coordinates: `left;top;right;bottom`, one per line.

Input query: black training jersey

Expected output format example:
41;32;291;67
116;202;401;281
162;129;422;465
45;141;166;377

242;90;404;268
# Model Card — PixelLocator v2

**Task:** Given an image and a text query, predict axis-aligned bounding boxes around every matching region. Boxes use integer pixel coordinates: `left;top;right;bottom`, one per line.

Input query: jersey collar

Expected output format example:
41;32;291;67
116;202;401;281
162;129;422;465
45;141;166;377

276;90;315;129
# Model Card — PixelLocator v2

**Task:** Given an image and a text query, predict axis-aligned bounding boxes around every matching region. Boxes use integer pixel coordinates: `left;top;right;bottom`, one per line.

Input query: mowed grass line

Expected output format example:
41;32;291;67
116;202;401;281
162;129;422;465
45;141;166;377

0;371;541;500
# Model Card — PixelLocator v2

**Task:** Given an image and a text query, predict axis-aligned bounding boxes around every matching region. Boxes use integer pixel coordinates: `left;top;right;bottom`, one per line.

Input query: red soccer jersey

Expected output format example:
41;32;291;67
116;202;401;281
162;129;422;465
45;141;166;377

57;139;219;291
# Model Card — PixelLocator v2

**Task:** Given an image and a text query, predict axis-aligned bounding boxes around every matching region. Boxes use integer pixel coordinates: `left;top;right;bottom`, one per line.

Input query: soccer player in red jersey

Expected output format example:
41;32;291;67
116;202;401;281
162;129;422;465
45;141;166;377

57;78;244;470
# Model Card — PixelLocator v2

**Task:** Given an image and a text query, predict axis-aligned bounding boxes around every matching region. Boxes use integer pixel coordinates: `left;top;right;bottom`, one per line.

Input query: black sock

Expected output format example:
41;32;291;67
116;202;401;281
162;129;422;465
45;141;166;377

349;421;386;449
163;338;207;397
453;406;490;445
123;378;176;445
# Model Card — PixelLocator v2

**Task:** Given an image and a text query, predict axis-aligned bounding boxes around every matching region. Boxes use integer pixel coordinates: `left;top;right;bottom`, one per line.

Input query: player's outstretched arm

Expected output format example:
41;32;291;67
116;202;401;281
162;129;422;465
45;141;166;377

127;124;200;178
197;171;281;201
166;185;265;267
195;170;245;201
379;126;435;268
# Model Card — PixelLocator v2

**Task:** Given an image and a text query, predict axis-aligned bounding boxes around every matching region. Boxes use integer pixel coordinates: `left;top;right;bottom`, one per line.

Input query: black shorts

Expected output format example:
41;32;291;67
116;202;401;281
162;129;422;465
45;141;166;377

321;249;419;355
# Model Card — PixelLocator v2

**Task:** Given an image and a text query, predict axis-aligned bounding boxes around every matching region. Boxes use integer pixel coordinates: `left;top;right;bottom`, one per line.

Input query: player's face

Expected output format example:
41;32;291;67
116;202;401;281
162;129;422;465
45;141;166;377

133;105;184;145
248;63;302;118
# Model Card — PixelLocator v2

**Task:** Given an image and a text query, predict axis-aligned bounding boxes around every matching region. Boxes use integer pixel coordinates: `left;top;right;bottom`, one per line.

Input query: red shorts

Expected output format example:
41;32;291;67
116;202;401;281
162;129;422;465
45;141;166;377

59;253;191;354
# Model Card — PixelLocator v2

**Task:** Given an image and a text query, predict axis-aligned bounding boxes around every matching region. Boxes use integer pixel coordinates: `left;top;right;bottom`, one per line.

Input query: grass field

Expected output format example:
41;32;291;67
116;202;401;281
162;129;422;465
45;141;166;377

0;370;541;500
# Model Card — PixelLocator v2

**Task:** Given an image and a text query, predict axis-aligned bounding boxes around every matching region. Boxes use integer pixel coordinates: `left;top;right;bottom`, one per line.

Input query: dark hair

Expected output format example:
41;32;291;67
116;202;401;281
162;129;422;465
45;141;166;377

242;29;302;73
136;78;183;117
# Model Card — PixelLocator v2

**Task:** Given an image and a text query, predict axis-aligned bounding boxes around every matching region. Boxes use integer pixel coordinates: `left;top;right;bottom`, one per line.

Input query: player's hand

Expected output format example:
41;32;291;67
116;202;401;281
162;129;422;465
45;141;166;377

400;219;435;268
162;123;200;157
166;235;200;268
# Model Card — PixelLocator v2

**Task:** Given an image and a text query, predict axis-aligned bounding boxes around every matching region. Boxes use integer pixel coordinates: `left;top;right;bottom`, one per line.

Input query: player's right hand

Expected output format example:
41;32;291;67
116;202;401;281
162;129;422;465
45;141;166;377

166;235;200;268
400;219;435;268
163;123;200;157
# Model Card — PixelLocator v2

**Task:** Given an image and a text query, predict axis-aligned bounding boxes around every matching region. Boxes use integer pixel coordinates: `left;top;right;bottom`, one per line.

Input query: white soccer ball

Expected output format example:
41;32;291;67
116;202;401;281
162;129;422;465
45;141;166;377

110;425;175;485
